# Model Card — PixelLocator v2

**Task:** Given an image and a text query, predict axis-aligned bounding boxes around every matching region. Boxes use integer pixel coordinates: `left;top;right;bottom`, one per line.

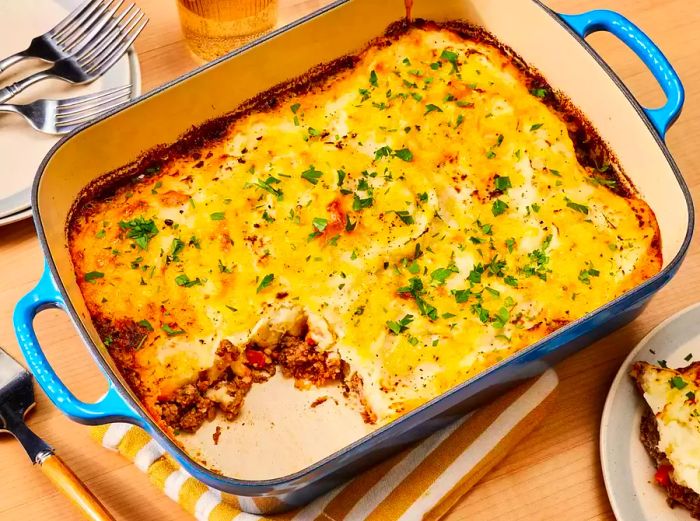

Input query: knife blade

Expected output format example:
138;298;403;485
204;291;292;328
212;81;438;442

0;346;52;461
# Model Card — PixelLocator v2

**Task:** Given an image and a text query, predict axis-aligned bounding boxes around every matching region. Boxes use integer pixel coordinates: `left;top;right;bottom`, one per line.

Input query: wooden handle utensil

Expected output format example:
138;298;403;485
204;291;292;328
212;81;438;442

0;347;115;521
37;451;115;521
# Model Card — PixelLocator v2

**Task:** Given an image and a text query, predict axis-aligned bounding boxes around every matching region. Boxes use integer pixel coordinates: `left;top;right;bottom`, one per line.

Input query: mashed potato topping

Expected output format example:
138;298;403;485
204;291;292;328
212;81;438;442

69;22;661;433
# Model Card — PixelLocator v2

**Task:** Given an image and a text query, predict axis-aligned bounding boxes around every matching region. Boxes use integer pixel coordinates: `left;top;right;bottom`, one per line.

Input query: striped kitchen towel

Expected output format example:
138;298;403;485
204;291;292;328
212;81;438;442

91;370;558;520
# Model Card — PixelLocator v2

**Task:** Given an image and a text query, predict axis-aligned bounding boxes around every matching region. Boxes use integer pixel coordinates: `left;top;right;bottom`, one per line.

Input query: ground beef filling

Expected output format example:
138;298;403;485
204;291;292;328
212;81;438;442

640;406;700;518
155;334;342;433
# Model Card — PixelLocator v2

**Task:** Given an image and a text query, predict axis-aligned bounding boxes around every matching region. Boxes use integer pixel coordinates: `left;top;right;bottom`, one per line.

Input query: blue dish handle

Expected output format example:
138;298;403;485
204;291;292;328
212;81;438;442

13;265;141;426
559;9;684;139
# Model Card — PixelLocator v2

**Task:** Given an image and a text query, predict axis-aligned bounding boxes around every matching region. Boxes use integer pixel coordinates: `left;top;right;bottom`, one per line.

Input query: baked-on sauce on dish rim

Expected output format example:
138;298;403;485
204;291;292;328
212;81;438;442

68;20;662;446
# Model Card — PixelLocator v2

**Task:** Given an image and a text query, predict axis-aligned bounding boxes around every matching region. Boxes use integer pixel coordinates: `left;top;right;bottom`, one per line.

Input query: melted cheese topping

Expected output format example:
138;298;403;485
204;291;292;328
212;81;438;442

634;362;700;493
70;26;661;425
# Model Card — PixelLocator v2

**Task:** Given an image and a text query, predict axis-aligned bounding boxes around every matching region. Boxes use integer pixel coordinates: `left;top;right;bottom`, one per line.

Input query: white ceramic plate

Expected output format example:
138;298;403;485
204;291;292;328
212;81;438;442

601;303;700;521
0;0;141;226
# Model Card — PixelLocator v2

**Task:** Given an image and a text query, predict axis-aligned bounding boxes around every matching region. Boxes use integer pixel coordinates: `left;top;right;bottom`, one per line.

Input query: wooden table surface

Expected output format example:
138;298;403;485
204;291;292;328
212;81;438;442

1;0;698;519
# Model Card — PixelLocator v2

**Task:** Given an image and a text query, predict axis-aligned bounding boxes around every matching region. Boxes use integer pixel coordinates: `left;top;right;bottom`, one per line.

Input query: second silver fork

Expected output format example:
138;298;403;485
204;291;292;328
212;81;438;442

0;4;147;104
0;85;131;135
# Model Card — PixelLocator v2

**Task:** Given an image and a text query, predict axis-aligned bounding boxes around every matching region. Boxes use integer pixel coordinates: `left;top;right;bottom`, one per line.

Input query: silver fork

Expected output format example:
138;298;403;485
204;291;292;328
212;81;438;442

0;4;147;104
0;85;131;135
0;0;123;75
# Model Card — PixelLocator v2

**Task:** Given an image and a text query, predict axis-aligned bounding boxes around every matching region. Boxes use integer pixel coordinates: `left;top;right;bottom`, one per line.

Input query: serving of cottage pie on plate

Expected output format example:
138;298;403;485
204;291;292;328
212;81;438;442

602;304;700;520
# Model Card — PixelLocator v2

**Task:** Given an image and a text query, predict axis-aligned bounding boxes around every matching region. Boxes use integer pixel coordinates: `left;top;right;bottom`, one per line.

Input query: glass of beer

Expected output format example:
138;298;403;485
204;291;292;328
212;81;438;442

177;0;279;61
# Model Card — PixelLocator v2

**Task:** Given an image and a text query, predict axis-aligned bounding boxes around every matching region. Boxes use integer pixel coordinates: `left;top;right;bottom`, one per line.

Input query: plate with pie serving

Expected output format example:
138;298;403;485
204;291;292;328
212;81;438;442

602;303;700;520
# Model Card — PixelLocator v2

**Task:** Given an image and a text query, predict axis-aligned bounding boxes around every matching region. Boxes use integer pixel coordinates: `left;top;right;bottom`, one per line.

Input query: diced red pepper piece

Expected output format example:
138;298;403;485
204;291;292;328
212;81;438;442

654;465;673;487
324;199;348;237
245;349;266;368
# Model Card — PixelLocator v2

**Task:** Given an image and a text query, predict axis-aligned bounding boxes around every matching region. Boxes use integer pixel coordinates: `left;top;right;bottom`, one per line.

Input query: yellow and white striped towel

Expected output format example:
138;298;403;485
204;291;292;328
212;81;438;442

91;370;558;521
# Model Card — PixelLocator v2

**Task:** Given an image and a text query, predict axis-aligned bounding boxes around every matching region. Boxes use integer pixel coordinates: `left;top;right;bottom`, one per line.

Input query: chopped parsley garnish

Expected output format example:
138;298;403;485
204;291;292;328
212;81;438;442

424;104;443;115
301;165;323;185
257;273;274;293
386;314;414;335
431;265;458;285
290;103;301;114
398;277;438;320
578;267;600;285
353;192;374;211
175;274;202;287
210;212;225;221
374;146;392;160
455;114;465;128
486;150;496;159
471;303;490;323
452;289;471;303
492;307;510;328
170;238;185;261
590;175;618;189
138;319;154;331
161;324;185;336
95;229;106;239
440;49;459;72
685;353;694;362
505;237;516;253
566;198;589;215
393;148;413;162
523;234;553;280
369;70;378;87
254;176;283;200
670;376;688;390
374;145;413;162
486;256;506;277
687;391;696;401
530;88;548;98
119;217;158;250
337;169;346;187
468;264;484;284
394;210;414;225
492;199;509;216
312;217;328;232
494;176;512;192
530;123;544;131
504;275;518;287
84;271;104;284
345;216;356;232
218;259;232;273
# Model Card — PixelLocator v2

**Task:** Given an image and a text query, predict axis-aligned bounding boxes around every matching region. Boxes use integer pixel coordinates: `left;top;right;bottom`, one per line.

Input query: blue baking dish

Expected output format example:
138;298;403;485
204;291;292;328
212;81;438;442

14;0;693;513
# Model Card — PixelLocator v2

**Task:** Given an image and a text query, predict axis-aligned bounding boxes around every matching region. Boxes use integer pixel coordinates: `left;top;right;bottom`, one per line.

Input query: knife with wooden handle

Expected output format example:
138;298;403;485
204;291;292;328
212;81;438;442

0;346;114;521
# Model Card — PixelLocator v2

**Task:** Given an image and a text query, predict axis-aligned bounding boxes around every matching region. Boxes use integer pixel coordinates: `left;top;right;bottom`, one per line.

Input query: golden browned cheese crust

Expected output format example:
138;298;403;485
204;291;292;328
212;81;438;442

68;20;662;435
